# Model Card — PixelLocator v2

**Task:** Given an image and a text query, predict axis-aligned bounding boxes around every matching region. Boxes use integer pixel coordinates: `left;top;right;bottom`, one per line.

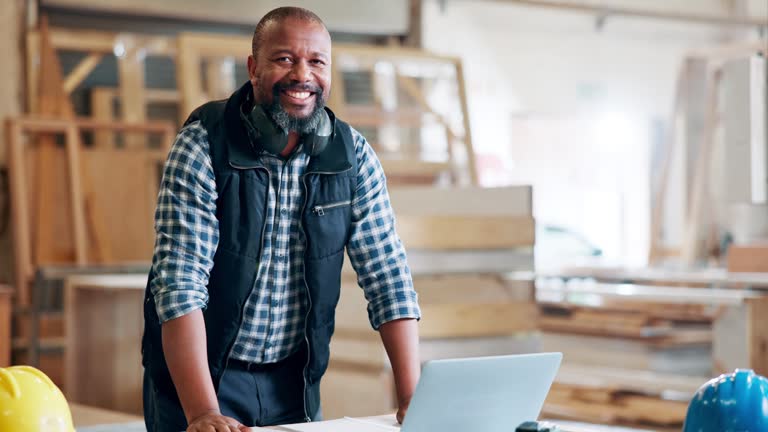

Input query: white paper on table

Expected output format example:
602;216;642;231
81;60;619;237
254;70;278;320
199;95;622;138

277;416;400;432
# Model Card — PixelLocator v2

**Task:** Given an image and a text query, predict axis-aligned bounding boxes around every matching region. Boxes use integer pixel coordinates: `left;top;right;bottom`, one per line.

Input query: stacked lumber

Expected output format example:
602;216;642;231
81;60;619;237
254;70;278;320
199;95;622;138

320;186;538;419
542;365;700;432
535;278;722;430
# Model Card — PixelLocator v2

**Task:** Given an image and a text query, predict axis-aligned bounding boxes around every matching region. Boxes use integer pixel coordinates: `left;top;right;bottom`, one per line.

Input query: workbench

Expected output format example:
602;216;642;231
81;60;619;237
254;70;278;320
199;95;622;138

71;407;654;432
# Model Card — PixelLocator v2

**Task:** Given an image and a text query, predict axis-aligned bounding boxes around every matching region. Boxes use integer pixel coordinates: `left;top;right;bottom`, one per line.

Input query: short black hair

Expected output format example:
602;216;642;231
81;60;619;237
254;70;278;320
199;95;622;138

251;7;327;57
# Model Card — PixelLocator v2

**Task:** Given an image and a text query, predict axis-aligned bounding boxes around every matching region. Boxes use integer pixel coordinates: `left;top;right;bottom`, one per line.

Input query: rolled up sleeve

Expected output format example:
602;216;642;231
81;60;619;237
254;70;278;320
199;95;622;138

149;121;219;323
346;128;421;330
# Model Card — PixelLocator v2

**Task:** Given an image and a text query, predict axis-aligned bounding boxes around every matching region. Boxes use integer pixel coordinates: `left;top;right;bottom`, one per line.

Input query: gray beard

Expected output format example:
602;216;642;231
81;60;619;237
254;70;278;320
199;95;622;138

260;87;326;134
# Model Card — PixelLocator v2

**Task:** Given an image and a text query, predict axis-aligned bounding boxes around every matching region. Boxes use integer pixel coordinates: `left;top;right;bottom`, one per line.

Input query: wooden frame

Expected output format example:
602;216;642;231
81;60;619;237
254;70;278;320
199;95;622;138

648;41;768;265
26;27;176;115
6;116;174;306
174;32;479;185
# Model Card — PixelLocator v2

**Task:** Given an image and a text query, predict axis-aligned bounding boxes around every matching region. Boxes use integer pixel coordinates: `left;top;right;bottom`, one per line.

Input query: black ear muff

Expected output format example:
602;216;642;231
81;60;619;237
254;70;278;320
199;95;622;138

303;109;333;156
240;101;333;157
242;104;290;155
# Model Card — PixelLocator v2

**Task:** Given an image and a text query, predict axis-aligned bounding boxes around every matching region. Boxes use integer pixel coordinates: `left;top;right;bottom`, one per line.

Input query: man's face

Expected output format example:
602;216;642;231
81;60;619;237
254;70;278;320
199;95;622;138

248;17;332;132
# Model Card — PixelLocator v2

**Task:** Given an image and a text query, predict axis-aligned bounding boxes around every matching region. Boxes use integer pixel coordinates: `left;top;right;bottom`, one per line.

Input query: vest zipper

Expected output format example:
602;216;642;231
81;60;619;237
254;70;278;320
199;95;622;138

311;200;351;216
299;166;353;422
218;165;271;390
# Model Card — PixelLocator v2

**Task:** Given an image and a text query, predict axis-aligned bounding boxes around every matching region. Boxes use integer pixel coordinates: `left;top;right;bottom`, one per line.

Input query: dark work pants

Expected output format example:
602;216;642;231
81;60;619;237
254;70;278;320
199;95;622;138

143;350;319;432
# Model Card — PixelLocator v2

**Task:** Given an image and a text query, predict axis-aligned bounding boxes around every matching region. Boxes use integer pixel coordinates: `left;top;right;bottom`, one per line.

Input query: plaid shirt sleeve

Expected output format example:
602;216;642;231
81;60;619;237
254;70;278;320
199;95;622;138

149;121;219;323
346;127;421;330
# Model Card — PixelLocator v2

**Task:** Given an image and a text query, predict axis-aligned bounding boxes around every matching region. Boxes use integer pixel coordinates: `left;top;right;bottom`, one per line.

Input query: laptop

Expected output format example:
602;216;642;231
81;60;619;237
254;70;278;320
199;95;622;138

400;352;563;432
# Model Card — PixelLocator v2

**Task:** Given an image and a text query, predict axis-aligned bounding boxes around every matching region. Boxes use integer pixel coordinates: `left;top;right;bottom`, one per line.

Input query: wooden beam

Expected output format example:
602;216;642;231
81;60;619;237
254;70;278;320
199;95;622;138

328;52;347;116
176;35;204;123
681;68;722;265
405;0;422;48
65;125;88;264
35;16;70;267
90;87;117;148
454;60;479;185
117;39;147;148
334;43;461;64
6;119;32;306
396;215;535;249
47;27;175;56
63;53;103;94
491;0;768;27
648;60;690;264
13;116;175;134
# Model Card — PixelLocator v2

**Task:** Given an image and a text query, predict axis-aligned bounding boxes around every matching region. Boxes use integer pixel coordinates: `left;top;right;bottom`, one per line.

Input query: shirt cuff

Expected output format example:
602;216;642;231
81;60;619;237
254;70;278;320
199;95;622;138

367;289;421;330
153;285;208;323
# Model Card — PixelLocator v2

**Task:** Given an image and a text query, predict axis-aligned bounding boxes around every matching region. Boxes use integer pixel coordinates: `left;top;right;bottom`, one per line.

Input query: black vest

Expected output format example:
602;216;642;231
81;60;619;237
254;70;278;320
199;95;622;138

141;82;358;421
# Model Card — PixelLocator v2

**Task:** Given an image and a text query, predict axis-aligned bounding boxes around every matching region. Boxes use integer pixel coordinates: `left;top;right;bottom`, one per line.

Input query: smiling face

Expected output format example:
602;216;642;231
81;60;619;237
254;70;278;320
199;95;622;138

247;16;332;133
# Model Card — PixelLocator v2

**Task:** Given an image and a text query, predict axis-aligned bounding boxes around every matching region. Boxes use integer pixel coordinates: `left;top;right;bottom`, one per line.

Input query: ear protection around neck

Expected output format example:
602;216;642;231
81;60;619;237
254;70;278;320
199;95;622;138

240;103;333;157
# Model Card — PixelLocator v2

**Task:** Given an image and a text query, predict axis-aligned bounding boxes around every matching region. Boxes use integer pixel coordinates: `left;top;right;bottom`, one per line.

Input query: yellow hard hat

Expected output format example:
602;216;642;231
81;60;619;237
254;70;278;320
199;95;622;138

0;365;75;432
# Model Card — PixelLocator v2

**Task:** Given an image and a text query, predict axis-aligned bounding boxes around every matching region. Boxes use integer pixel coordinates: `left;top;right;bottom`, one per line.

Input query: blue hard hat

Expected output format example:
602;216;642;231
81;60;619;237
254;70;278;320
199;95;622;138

683;369;768;432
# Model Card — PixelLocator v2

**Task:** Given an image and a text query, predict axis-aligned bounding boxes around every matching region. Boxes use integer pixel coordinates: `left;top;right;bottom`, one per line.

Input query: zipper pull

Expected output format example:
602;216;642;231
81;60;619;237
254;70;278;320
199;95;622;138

312;206;325;216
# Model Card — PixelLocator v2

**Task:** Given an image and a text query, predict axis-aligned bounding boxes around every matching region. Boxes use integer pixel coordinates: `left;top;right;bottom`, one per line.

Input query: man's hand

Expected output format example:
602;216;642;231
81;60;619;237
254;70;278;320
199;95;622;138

187;410;247;432
396;400;410;424
379;319;419;425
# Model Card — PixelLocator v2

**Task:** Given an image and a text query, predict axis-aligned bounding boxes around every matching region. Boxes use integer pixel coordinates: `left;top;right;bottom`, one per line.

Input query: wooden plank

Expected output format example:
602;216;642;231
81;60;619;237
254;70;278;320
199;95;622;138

681;68;722;265
40;27;175;56
536;280;760;306
91;87;117;148
454;60;478;185
389;185;532;216
396;215;535;249
117;39;147;148
35;17;68;268
380;159;450;185
176;34;204;123
343;106;429;127
555;364;704;397
413;274;513;304
648;60;689;264
328;52;347;116
13;116;175;133
26;32;40;115
541;266;768;289
63;53;103;94
419;302;538;338
6;119;32;305
334;43;460;64
64;125;87;264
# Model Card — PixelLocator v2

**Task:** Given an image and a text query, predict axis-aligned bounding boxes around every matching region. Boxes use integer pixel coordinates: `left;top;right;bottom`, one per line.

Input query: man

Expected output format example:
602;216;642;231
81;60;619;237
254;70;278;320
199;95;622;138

141;6;421;432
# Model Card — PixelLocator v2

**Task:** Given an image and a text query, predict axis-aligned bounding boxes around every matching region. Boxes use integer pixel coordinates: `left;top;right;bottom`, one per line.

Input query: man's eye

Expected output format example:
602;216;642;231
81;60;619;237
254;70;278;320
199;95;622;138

276;57;292;63
311;60;326;66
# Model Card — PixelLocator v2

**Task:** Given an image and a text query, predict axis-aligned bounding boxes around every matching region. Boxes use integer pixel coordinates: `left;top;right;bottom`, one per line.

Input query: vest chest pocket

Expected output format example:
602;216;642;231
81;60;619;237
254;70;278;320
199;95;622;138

304;199;352;259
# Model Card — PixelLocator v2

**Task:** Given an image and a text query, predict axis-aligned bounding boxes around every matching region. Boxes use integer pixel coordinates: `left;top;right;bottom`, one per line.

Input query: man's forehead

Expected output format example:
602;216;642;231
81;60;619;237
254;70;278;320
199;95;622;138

262;17;330;43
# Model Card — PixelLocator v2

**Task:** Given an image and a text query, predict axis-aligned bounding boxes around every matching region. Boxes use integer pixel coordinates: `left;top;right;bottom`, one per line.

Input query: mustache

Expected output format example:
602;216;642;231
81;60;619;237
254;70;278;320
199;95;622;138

273;82;322;94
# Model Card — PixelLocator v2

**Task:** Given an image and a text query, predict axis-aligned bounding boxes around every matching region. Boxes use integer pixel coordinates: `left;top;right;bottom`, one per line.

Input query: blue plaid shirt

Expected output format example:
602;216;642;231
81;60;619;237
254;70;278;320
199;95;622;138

150;120;420;363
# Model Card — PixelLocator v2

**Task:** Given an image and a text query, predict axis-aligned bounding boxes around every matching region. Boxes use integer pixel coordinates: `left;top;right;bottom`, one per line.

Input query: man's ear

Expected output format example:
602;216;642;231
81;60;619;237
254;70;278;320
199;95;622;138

247;55;258;86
